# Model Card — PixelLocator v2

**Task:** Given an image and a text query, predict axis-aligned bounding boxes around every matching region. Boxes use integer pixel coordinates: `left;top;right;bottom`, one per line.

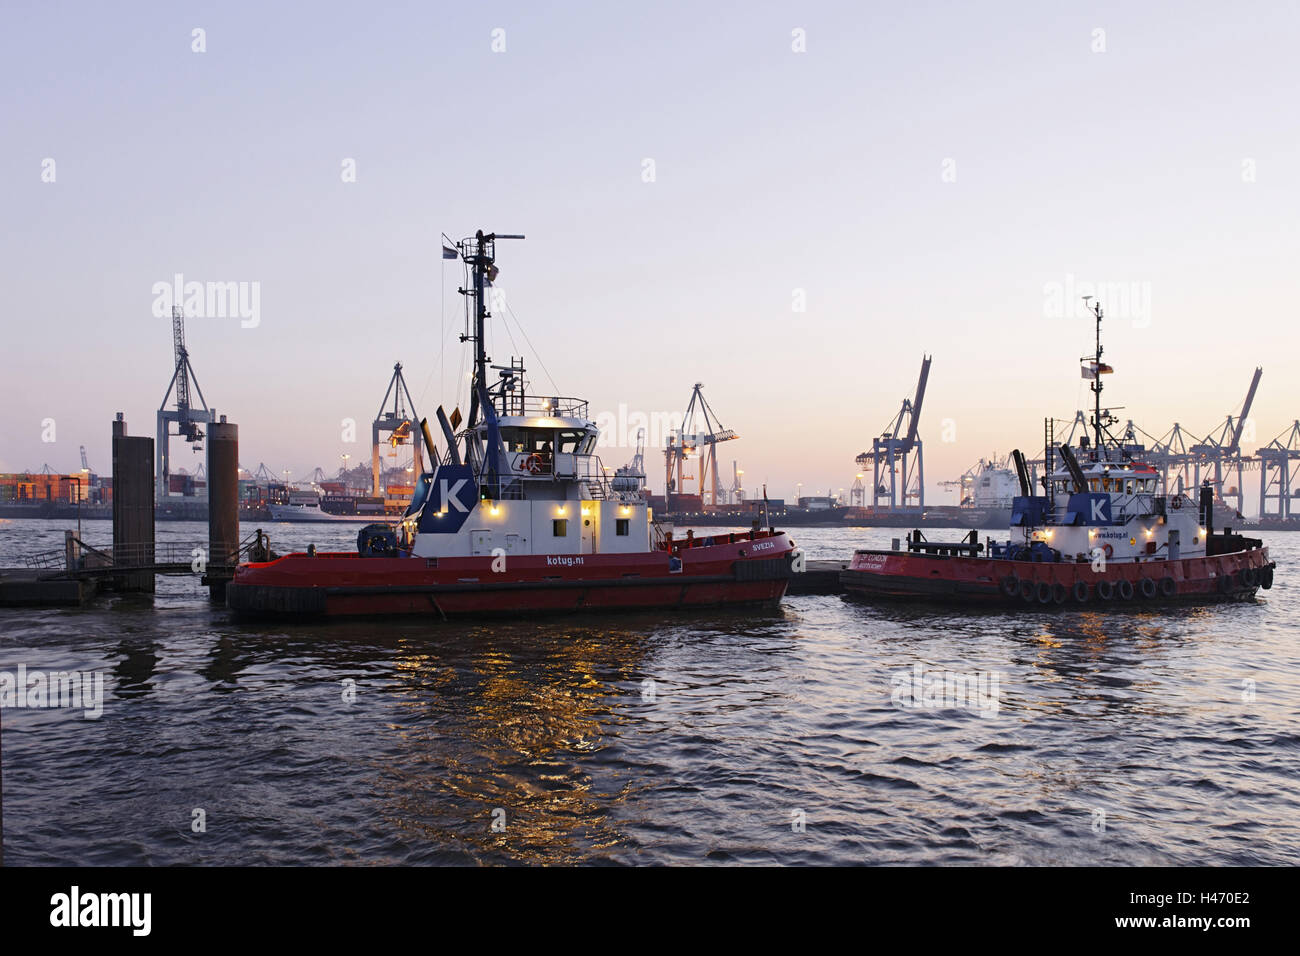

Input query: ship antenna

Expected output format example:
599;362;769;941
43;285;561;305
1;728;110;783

1088;297;1104;454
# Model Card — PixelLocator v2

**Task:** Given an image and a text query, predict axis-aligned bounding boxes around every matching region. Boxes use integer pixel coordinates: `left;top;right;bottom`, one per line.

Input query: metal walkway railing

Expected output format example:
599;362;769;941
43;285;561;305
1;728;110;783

21;529;273;577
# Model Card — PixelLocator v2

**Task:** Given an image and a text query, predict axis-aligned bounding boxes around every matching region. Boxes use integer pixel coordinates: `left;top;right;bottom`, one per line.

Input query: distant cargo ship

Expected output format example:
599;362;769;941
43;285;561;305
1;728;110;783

268;490;396;523
958;456;1018;527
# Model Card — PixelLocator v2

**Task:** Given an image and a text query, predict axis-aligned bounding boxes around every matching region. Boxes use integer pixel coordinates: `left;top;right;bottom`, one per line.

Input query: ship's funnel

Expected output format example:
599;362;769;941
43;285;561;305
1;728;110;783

1058;444;1087;493
1011;449;1031;497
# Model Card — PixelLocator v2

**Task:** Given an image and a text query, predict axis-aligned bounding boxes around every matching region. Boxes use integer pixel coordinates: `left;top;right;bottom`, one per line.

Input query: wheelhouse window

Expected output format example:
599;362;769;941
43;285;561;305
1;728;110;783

552;519;568;537
556;430;585;454
616;518;629;536
500;427;556;455
500;427;526;453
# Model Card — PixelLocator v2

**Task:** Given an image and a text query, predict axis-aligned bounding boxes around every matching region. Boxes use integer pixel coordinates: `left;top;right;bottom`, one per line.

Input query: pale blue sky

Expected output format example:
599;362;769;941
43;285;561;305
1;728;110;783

3;1;1298;504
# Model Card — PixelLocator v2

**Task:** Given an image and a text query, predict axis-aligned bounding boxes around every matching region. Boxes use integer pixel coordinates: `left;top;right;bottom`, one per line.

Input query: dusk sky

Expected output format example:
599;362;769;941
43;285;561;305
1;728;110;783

4;1;1299;505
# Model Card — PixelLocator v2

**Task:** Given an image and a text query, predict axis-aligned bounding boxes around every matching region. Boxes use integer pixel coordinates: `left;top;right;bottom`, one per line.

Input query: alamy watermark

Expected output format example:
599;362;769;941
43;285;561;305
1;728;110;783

1043;273;1150;329
891;663;1001;718
151;273;260;328
593;403;684;451
1;664;104;719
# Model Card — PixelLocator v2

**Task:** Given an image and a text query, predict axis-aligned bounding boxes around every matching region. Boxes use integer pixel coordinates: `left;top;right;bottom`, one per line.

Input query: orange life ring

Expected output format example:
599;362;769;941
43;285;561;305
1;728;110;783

521;454;544;474
1102;543;1114;559
1171;496;1182;510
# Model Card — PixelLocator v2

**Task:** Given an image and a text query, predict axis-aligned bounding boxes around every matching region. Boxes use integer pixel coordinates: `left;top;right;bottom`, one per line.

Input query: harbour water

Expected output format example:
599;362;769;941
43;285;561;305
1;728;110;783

1;518;1297;865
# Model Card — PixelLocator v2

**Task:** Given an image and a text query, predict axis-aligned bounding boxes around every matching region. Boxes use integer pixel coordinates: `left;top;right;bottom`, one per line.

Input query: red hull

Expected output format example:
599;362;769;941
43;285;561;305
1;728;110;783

227;531;795;618
841;545;1274;607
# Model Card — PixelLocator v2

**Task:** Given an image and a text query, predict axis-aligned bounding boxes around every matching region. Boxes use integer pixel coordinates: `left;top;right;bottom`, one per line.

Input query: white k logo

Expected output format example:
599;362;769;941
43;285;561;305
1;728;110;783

1090;499;1108;523
440;478;470;512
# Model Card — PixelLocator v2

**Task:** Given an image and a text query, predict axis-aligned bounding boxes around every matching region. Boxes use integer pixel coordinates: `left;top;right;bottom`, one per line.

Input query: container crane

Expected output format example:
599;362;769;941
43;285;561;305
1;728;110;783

372;362;423;497
1188;367;1262;517
856;356;930;511
727;461;745;504
849;472;865;508
1257;420;1300;520
157;306;215;503
664;383;737;508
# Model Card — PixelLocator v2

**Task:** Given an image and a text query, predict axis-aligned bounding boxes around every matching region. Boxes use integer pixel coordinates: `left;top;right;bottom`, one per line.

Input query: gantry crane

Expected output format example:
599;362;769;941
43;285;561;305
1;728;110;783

727;461;745;504
1256;420;1300;520
664;383;737;508
157;306;215;502
856;356;930;511
372;362;423;497
849;472;866;508
1186;367;1262;516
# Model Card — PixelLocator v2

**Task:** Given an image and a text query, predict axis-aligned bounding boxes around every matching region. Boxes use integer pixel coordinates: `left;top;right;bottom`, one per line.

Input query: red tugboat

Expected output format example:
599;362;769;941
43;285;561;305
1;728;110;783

227;230;795;618
841;301;1275;607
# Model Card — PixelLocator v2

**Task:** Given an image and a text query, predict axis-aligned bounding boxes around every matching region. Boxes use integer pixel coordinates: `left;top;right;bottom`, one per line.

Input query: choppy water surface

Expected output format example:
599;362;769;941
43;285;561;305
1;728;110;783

1;518;1297;865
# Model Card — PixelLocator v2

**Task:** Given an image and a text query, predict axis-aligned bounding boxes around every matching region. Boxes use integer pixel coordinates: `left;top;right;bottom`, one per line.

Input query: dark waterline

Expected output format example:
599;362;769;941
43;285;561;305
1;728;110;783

1;518;1297;865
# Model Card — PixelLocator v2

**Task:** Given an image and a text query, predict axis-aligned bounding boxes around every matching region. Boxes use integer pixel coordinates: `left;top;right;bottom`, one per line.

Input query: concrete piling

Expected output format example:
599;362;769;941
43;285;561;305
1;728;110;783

206;416;239;601
111;413;155;593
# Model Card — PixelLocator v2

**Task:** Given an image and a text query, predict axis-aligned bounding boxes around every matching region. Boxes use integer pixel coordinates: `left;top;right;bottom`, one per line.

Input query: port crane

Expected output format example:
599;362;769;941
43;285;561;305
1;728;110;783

857;356;931;512
1186;367;1262;517
157;306;215;503
664;383;737;507
1257;420;1300;520
849;472;865;508
727;461;745;504
371;362;423;497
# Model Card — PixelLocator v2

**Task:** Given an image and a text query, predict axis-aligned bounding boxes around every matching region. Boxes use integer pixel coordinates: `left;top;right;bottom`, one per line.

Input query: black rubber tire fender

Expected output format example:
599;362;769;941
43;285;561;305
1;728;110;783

1096;579;1115;601
1118;578;1135;600
1139;577;1157;599
1159;576;1177;598
1052;582;1069;604
1036;581;1053;604
1000;575;1020;598
1072;580;1090;603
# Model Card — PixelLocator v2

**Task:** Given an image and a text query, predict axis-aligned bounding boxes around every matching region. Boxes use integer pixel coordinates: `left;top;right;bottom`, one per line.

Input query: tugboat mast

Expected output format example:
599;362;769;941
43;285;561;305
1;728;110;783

458;229;524;427
1090;298;1104;455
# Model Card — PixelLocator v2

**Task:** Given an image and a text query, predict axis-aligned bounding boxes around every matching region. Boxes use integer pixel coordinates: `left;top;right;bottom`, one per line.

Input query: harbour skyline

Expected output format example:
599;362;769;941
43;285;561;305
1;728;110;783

4;1;1298;505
